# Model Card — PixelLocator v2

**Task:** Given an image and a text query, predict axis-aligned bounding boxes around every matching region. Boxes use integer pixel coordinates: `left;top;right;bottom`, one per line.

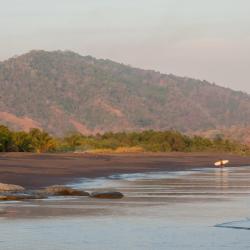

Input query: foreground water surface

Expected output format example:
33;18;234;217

1;166;250;249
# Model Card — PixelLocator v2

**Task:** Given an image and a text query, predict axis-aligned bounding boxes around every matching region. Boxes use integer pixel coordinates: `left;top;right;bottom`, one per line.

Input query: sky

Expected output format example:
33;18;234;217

0;0;249;92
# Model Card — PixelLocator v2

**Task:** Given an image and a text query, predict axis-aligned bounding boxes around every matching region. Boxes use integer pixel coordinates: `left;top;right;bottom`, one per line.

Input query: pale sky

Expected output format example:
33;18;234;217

0;0;249;92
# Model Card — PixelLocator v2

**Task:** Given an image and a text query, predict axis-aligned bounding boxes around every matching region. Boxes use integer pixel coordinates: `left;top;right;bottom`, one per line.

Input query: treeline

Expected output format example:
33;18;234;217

0;125;249;155
0;126;55;153
60;130;249;155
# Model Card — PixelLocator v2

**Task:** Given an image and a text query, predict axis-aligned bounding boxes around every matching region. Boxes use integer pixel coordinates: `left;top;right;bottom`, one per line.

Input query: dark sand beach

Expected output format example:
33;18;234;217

0;152;250;188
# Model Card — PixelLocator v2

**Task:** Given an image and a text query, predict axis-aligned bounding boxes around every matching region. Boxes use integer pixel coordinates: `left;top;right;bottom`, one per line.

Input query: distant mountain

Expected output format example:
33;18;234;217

0;50;250;136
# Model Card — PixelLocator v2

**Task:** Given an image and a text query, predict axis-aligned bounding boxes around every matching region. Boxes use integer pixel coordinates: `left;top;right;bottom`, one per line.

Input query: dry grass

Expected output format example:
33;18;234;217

87;146;145;154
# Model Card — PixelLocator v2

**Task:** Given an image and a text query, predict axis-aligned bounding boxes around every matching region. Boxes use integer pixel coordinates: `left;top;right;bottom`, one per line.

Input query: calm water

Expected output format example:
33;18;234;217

1;166;250;249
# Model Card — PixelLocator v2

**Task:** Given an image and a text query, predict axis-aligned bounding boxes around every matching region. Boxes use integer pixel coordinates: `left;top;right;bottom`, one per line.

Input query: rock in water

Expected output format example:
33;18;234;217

90;191;124;199
0;183;25;192
43;185;89;196
0;193;44;201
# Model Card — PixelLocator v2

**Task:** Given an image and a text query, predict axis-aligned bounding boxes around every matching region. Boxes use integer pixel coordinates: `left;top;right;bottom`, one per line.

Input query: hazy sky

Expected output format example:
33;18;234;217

0;0;249;92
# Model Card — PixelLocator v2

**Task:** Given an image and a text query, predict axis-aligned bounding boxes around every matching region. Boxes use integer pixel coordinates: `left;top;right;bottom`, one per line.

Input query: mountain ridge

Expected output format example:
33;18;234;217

0;50;250;136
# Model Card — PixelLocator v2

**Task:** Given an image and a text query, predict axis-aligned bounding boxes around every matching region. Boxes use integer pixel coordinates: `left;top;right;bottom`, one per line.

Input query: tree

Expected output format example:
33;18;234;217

0;125;13;152
64;133;83;149
12;131;33;152
29;128;56;153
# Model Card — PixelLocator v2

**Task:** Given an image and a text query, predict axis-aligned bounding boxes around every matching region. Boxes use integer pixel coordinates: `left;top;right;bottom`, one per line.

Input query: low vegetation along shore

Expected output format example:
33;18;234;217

0;125;249;155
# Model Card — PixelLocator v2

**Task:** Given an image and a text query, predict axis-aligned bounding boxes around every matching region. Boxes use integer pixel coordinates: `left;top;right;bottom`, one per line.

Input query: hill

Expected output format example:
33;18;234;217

0;50;250;136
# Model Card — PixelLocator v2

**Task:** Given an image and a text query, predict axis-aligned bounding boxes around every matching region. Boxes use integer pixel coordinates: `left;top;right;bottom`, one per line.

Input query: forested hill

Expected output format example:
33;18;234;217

0;50;250;136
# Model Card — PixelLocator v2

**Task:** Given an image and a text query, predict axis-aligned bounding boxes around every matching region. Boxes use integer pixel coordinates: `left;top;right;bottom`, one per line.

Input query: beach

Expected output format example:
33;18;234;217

0;152;250;188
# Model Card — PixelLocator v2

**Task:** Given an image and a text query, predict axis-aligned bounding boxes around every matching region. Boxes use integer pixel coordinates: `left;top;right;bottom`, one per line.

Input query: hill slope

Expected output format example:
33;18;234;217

0;50;250;135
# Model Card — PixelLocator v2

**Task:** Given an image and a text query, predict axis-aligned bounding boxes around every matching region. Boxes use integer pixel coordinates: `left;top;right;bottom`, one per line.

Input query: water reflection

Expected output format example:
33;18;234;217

214;168;229;190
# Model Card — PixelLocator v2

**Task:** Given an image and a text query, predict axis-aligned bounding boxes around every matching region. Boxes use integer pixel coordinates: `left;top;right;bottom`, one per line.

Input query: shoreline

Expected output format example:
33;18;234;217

0;152;250;189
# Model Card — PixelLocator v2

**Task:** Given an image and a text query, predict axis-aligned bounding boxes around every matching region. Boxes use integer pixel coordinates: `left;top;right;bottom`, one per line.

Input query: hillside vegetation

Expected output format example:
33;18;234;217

194;126;250;145
0;50;250;135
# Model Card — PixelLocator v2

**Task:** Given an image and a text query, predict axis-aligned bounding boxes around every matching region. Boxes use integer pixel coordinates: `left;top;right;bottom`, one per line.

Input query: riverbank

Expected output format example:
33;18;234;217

0;152;250;188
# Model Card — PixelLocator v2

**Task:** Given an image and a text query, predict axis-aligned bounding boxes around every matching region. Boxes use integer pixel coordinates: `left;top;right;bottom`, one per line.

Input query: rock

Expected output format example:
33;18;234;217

0;183;25;192
0;191;48;201
90;191;124;199
0;194;39;201
43;185;89;196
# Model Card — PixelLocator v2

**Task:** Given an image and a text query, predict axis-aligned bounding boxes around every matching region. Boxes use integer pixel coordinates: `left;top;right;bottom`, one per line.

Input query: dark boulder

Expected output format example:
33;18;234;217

0;193;46;201
90;191;124;199
42;185;89;196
